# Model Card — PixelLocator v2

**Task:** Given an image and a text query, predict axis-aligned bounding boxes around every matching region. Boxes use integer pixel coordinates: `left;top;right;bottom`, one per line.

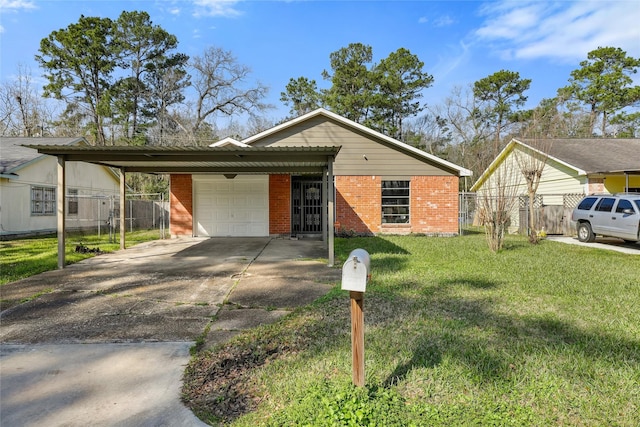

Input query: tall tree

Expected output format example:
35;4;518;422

610;111;640;138
402;111;451;156
370;47;433;138
285;43;433;138
142;53;190;145
113;11;182;140
36;15;118;145
432;84;493;176
473;70;531;156
321;42;374;123
0;65;53;136
560;46;640;136
188;46;270;142
280;77;322;117
50;102;89;137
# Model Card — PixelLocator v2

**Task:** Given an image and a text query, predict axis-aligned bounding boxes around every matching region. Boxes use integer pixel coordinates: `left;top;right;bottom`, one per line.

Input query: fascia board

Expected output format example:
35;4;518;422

470;140;517;191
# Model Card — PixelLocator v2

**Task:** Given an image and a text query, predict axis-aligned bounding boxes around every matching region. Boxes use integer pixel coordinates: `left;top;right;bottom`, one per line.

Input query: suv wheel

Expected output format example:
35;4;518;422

577;222;595;242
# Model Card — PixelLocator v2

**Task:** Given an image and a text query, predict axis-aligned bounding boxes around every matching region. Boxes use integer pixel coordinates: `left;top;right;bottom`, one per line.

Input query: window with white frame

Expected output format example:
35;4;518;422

67;188;79;215
31;186;56;216
381;180;410;224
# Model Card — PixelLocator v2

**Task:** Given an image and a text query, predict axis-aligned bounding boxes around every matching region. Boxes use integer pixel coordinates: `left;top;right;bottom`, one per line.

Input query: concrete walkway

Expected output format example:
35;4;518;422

1;342;202;427
1;237;340;426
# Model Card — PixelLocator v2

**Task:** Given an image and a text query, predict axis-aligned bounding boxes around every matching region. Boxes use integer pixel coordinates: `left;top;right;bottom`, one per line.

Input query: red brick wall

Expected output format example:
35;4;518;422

168;173;459;237
410;176;459;234
269;175;291;234
170;175;193;236
335;175;459;235
335;176;381;234
588;178;605;194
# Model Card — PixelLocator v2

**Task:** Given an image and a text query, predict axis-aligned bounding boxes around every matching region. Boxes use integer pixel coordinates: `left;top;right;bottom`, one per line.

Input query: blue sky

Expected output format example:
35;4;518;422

1;0;639;122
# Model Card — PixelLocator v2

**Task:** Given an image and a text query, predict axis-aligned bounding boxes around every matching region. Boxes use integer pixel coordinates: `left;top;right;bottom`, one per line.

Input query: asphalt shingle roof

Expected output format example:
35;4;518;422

519;138;640;173
0;137;85;175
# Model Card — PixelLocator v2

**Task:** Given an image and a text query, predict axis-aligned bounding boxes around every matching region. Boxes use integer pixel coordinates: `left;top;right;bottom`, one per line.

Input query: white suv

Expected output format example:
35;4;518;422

571;193;640;243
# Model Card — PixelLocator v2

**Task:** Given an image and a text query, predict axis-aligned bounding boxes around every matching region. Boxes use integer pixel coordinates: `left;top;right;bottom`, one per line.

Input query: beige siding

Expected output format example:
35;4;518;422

537;162;585;195
252;117;455;176
475;145;589;233
480;146;586;196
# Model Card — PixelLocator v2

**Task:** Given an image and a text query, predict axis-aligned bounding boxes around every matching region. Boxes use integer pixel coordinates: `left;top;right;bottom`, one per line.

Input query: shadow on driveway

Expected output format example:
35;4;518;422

0;237;339;426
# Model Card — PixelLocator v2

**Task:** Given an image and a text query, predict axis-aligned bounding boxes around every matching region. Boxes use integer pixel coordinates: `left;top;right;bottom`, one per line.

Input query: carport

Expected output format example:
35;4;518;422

27;145;341;268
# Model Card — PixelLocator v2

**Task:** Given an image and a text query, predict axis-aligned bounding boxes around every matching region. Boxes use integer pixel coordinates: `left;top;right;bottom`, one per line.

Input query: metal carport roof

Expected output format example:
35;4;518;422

26;145;341;174
27;144;341;268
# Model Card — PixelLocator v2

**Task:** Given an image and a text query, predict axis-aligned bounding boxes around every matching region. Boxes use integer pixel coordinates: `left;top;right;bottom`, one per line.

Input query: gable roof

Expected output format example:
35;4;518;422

209;137;250;148
0;137;87;178
519;138;640;174
242;108;472;177
471;137;640;191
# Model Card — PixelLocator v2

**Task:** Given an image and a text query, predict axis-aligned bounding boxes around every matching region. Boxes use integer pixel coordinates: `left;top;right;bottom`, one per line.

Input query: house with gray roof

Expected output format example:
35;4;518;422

471;138;640;235
1;137;119;238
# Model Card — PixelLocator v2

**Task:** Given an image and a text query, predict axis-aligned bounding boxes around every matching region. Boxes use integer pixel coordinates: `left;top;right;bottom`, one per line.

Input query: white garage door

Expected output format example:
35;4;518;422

193;175;269;237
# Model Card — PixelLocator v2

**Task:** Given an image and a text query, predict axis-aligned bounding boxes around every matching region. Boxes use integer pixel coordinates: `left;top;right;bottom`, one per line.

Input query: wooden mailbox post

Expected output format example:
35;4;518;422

341;249;370;387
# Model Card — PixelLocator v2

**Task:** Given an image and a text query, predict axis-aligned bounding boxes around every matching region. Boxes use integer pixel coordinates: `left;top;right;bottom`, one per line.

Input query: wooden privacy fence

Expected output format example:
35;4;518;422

459;192;584;236
518;193;584;236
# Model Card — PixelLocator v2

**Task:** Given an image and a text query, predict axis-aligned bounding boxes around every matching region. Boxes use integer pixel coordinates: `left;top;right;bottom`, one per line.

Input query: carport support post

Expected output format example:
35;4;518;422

119;168;126;250
327;156;335;267
57;156;66;269
350;291;365;387
322;167;328;244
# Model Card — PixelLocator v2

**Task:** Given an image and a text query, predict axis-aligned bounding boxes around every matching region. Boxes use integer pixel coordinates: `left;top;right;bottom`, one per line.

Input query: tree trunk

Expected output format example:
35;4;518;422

528;192;539;243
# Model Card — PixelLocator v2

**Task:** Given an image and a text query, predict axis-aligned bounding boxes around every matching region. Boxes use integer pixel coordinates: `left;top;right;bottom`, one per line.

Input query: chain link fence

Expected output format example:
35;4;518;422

68;193;169;241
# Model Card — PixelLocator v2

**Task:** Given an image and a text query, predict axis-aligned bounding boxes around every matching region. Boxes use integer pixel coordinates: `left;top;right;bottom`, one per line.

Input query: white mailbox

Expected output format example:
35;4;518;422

341;249;371;292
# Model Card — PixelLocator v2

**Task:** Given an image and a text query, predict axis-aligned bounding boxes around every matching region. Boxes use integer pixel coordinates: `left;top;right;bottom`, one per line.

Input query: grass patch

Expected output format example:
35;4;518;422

183;233;640;426
0;230;162;285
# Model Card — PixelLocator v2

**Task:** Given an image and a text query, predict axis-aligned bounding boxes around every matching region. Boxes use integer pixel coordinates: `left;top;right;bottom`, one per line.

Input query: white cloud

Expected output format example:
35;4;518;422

433;15;454;28
0;0;35;11
432;40;472;81
169;7;181;15
192;0;243;18
0;25;4;33
419;14;454;27
475;1;640;62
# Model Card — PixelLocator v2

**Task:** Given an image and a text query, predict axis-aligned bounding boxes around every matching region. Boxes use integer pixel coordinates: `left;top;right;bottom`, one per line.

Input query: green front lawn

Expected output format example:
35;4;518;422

0;230;162;285
183;233;640;426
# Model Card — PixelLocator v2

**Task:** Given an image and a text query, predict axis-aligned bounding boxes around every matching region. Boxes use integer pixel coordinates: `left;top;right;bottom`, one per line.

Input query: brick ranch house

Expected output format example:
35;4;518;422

28;109;471;267
170;109;471;238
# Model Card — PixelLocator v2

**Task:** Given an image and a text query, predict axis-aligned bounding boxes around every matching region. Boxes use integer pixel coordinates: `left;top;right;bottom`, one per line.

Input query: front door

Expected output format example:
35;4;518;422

292;177;323;234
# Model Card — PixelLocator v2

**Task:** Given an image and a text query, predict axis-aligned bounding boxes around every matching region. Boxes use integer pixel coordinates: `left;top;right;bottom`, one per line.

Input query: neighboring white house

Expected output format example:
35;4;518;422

1;137;120;238
471;138;640;235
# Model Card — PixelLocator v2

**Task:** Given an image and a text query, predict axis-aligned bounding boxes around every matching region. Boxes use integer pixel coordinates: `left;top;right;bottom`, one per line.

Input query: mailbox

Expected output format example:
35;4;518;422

341;249;371;292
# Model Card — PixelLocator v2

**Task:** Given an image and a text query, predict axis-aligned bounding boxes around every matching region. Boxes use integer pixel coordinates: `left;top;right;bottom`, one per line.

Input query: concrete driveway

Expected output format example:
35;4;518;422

547;236;640;255
1;237;340;426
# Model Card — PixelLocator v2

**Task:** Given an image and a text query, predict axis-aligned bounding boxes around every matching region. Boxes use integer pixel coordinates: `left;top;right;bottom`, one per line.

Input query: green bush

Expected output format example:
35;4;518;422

266;380;410;427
